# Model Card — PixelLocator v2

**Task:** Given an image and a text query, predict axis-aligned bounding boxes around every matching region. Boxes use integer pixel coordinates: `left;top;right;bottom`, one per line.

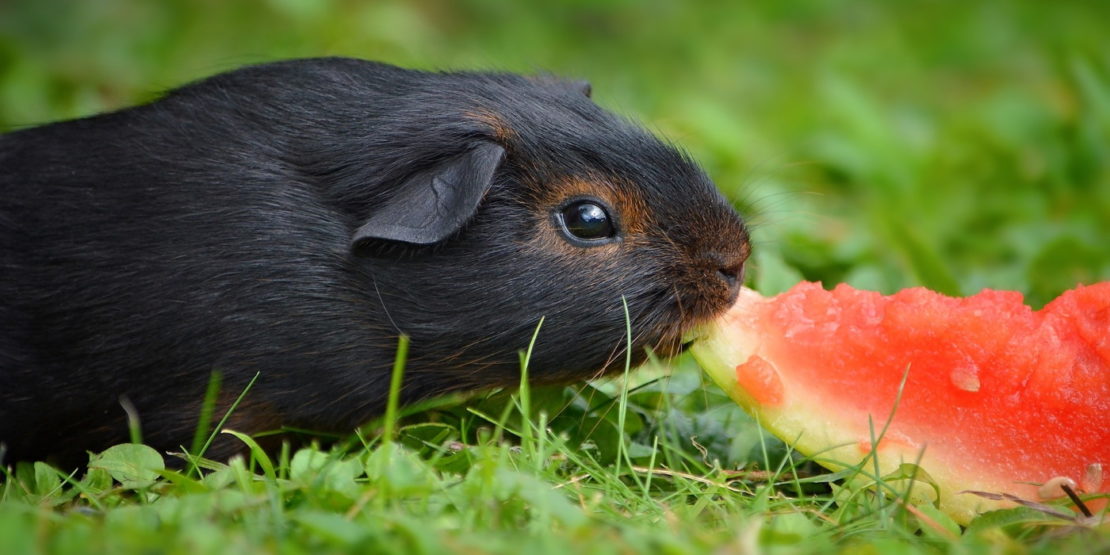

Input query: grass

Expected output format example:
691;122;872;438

2;0;1109;552
2;352;1104;553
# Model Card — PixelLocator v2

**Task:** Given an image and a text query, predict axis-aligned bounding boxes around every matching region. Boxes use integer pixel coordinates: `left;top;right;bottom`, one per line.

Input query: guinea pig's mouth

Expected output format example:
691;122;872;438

626;275;743;363
644;332;697;360
679;339;696;353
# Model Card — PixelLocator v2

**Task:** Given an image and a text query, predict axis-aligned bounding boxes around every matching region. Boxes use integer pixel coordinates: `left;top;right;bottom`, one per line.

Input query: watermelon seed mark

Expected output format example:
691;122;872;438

950;363;981;392
1038;476;1076;500
1081;463;1103;492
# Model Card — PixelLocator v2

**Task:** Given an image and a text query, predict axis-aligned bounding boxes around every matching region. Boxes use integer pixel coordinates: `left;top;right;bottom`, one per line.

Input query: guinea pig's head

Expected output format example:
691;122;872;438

349;70;750;390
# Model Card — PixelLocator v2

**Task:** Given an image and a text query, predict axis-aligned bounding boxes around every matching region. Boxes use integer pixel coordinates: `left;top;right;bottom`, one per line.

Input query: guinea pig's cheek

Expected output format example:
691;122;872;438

528;232;623;261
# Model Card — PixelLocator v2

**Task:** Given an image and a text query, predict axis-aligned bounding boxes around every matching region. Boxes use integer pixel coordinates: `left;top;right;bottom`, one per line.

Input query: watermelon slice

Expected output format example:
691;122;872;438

689;282;1110;524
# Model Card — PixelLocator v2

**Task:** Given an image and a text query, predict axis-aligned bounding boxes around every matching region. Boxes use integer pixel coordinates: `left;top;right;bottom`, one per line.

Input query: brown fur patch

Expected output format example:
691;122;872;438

465;109;515;142
535;174;651;233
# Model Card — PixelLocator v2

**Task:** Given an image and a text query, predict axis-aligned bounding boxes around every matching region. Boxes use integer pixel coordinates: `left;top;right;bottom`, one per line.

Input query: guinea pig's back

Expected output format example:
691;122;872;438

0;72;398;463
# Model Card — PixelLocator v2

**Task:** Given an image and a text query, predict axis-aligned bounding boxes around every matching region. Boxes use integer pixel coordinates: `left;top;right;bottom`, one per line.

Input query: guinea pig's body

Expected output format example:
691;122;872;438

0;58;749;466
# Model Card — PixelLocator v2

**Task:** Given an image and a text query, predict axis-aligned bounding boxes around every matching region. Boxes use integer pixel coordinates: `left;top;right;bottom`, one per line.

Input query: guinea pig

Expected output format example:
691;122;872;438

0;57;750;467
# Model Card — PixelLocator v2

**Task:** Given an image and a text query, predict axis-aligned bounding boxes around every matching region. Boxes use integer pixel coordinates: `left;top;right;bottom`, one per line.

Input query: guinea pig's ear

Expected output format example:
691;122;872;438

350;142;506;248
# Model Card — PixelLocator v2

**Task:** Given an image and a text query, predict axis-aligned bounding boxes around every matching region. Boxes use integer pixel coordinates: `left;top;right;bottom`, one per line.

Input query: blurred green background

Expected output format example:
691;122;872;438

2;0;1108;306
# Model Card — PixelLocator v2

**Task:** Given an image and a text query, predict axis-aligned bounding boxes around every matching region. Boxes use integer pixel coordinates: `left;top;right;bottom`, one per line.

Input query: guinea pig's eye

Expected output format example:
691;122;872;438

555;198;617;245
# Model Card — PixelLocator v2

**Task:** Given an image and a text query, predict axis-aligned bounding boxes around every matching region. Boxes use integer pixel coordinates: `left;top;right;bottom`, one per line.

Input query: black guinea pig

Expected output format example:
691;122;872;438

0;57;750;467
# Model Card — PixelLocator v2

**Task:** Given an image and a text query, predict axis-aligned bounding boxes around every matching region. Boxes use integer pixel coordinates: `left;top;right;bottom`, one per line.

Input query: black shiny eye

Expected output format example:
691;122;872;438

557;199;616;244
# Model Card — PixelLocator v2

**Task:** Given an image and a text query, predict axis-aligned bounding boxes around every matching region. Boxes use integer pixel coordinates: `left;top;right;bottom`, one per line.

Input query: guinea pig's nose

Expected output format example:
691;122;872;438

708;253;744;295
717;266;740;289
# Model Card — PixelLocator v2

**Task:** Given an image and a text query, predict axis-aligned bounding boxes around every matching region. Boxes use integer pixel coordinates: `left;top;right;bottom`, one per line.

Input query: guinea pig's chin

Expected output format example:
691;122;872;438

644;285;740;360
646;337;690;359
640;323;694;360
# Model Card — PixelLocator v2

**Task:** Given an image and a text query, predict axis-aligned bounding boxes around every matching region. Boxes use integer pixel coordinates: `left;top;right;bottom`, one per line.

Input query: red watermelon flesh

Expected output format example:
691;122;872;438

689;282;1110;524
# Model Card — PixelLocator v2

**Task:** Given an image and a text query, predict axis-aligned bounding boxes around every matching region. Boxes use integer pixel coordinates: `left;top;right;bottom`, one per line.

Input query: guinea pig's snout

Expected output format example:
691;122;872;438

707;252;745;300
650;246;747;358
715;260;743;291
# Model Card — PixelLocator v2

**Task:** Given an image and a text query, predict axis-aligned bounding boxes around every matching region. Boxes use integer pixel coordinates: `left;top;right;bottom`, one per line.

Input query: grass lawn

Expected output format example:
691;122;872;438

2;1;1108;552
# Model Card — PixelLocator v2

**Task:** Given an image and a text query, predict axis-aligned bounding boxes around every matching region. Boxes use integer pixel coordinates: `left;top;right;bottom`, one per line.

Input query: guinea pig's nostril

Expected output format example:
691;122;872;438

714;258;745;296
717;267;739;288
703;253;745;297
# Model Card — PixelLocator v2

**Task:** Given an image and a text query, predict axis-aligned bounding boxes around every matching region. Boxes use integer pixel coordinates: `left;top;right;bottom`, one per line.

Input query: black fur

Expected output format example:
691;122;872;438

0;58;749;466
